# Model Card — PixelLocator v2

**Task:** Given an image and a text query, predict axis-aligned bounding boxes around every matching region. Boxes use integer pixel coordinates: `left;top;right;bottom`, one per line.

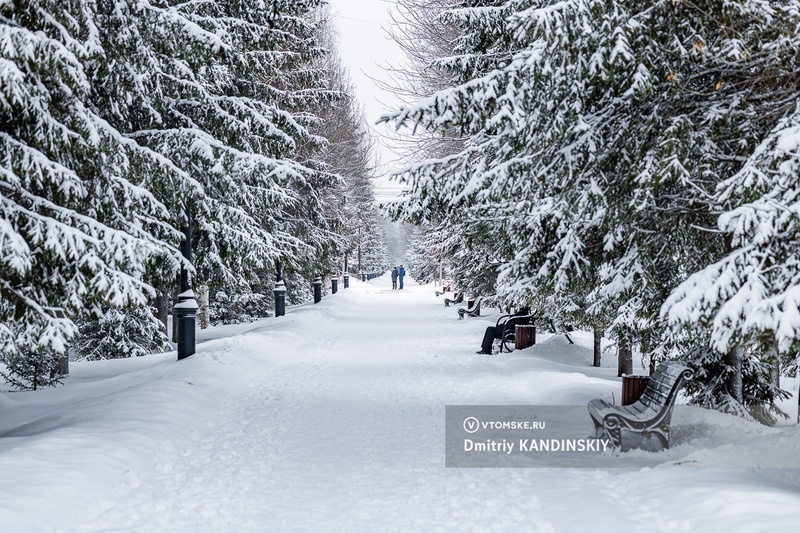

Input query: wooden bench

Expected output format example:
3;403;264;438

457;296;482;319
444;291;464;307
435;281;452;296
587;362;693;452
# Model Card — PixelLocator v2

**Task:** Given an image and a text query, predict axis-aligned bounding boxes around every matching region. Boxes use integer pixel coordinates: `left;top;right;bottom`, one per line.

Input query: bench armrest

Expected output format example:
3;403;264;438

495;314;513;327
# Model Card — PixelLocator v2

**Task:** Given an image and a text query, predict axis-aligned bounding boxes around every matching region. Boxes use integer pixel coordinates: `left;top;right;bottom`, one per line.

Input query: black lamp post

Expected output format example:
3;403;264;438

313;275;322;303
274;259;286;317
343;254;349;288
175;205;198;360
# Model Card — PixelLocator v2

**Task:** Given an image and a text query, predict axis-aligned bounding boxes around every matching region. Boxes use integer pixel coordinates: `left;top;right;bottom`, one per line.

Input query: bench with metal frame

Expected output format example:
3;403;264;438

444;291;464;307
494;313;538;353
587;362;693;452
457;296;482;319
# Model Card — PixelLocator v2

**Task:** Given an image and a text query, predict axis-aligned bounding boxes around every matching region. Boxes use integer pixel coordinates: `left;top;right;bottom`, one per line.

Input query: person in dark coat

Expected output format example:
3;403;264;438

398;265;406;289
476;308;531;354
391;267;398;289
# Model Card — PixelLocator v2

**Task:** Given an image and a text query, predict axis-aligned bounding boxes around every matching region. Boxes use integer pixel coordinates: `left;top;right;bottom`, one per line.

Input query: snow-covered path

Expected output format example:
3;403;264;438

3;278;800;532
85;284;515;531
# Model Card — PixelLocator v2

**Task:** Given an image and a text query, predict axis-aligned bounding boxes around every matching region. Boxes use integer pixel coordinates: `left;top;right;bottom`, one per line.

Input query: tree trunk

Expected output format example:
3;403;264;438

767;338;780;389
725;344;743;403
593;327;602;367
171;293;178;343
618;336;633;377
640;331;654;375
154;289;170;335
198;284;209;329
54;353;69;377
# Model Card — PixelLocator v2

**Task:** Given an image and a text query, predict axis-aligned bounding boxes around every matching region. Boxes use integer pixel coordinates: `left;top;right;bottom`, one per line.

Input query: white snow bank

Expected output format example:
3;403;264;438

1;277;798;532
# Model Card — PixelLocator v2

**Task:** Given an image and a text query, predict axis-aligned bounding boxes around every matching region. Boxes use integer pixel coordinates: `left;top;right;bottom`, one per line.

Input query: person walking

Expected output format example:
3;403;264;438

391;267;398;289
398;265;406;289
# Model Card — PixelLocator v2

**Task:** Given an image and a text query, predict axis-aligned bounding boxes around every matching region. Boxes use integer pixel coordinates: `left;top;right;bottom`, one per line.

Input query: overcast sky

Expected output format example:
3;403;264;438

326;0;409;202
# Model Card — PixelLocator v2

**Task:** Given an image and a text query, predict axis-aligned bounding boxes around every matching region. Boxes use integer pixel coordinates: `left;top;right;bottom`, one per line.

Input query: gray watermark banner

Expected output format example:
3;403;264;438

446;405;616;468
446;405;800;469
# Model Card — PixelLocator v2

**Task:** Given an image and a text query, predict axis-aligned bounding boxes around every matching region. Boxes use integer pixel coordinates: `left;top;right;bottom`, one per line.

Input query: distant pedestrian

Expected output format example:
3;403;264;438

398;265;406;289
391;267;398;289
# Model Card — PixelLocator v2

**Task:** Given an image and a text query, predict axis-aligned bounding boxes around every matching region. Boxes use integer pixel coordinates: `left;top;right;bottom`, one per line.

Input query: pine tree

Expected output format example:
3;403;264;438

404;224;443;284
384;0;800;411
307;5;390;280
383;0;516;303
90;0;338;293
72;305;171;360
663;2;800;418
1;0;179;386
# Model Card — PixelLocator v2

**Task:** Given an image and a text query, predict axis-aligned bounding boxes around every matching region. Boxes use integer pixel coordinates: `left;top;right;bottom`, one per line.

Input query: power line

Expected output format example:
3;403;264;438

331;0;397;26
337;15;383;26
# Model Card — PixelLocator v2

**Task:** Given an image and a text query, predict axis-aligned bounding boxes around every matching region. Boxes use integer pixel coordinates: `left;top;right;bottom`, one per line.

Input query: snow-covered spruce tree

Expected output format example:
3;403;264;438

481;0;728;345
404;224;443;284
0;1;179;387
384;0;611;316
663;3;800;420
648;1;800;421
207;288;270;325
72;304;171;360
263;2;357;288
89;1;339;315
363;228;391;274
559;0;800;403
382;1;462;295
384;1;799;401
343;168;391;277
87;0;200;331
308;7;390;279
344;173;390;277
384;0;519;304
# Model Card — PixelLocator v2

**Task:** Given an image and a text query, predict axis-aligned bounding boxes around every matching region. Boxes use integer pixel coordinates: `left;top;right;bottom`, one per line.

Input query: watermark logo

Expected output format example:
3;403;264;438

447;405;615;468
462;418;546;432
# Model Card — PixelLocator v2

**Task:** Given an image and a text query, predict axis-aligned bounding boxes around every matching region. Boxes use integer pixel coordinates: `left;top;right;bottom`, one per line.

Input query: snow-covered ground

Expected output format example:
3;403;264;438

2;278;800;532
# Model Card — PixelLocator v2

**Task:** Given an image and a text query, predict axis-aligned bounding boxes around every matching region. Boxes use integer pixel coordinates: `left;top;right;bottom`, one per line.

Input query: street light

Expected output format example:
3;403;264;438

313;276;322;303
273;215;303;317
273;259;286;317
175;204;198;360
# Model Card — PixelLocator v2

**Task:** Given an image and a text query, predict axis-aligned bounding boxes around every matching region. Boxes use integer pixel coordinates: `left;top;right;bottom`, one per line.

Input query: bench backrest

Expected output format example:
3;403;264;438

502;314;537;334
636;362;693;411
467;296;482;312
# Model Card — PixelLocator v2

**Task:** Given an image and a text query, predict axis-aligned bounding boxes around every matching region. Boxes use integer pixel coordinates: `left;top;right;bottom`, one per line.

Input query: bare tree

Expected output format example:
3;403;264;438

379;0;468;161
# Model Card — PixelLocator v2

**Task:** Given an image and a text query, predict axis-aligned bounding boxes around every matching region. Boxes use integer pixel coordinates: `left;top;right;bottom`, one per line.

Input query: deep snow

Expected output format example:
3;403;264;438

1;277;800;532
